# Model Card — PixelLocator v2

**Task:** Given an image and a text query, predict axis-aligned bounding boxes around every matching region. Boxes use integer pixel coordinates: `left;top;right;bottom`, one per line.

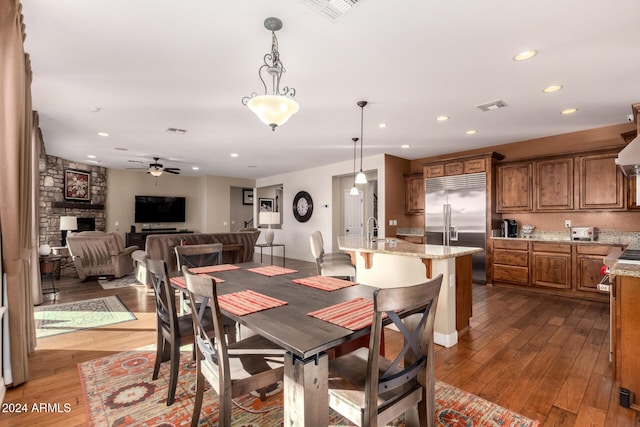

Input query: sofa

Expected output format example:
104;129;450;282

145;231;261;272
66;231;139;280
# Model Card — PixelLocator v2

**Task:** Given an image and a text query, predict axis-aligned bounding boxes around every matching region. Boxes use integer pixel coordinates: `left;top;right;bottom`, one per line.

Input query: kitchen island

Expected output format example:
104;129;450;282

337;236;483;348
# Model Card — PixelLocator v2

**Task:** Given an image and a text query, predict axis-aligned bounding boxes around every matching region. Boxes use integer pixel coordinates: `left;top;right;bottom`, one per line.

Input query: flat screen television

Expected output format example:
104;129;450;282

135;195;186;223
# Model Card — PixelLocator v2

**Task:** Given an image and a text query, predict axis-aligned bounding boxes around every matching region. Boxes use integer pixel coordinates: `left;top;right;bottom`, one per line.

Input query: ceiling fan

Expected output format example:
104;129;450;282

144;157;181;177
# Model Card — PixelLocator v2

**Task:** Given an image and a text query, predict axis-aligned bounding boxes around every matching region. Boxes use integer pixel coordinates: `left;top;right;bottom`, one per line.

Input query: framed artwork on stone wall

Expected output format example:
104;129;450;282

64;169;90;201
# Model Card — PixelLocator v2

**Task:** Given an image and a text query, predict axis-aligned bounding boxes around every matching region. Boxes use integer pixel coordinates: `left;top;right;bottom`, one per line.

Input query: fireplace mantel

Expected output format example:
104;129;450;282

52;201;104;210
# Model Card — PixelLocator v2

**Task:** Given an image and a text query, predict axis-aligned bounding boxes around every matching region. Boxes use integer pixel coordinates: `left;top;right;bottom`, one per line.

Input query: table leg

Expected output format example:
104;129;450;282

270;246;274;265
284;352;328;427
260;246;264;263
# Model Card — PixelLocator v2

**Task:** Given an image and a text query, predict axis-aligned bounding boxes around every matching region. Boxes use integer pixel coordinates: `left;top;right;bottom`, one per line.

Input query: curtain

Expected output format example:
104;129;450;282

0;0;37;386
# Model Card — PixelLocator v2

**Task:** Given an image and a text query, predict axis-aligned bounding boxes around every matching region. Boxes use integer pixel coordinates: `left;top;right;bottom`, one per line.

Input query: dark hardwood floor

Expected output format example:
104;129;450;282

2;256;639;426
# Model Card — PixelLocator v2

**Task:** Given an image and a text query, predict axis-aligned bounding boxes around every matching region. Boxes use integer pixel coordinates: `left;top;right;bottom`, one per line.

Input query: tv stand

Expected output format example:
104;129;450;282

126;230;192;250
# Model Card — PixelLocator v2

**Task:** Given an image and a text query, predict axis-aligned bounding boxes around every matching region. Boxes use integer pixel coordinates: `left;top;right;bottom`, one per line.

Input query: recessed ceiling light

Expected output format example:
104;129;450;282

88;106;101;113
543;85;563;93
466;130;477;135
436;115;449;122
401;144;410;149
230;153;239;158
248;165;257;168
97;132;109;137
114;147;128;151
378;123;387;128
513;50;537;61
87;155;96;159
192;166;199;170
561;108;578;115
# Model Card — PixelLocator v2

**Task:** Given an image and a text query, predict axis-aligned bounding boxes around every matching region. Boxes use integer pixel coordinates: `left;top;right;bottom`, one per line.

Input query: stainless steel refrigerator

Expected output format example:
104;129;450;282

425;172;486;284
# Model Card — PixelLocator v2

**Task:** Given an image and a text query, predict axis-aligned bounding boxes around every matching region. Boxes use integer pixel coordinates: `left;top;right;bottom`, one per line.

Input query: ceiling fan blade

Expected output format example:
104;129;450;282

165;169;180;174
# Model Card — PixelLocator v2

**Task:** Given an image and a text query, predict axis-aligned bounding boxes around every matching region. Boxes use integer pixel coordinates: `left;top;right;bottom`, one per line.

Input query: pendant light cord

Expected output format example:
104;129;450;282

359;105;364;172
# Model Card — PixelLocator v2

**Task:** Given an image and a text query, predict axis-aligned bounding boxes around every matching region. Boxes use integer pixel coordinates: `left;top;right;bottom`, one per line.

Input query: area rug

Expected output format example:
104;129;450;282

78;350;540;427
35;296;136;339
98;274;147;290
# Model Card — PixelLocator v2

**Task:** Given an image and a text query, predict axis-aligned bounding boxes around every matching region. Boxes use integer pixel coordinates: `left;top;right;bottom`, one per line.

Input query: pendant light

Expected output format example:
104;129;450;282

242;17;299;131
350;137;359;196
355;101;368;184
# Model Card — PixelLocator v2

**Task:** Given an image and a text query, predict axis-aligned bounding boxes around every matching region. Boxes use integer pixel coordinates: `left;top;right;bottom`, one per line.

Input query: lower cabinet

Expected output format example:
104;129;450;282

491;239;621;301
613;274;640;409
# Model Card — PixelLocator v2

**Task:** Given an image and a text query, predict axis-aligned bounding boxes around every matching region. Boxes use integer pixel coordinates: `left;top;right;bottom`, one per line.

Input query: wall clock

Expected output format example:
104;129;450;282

293;191;313;222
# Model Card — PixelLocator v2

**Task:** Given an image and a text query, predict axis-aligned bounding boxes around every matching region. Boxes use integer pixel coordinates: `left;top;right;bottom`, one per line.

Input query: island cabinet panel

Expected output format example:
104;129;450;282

614;274;640;408
578;152;625;210
404;172;424;215
535;158;574;211
496;163;533;212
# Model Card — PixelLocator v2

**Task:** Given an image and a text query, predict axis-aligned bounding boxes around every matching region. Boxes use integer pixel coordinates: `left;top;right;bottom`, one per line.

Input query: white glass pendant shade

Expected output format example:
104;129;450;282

350;185;359;196
355;171;367;184
247;95;299;130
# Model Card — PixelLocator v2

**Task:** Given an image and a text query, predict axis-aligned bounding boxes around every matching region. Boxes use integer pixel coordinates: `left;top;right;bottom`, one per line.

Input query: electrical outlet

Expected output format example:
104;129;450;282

565;220;571;228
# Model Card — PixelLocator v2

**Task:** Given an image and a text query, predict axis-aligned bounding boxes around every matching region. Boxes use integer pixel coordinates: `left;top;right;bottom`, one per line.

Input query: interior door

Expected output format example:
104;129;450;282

344;189;363;236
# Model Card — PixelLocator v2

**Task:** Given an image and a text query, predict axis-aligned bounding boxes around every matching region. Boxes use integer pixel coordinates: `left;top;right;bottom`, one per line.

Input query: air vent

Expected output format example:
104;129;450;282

475;99;508;112
301;0;362;22
165;127;187;135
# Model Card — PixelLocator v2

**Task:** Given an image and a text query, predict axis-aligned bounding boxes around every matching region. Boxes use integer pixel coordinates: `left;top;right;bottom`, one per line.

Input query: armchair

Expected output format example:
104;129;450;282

66;231;138;280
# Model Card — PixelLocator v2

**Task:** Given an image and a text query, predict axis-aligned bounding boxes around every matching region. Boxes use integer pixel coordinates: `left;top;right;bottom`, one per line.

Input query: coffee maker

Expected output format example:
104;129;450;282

502;219;518;238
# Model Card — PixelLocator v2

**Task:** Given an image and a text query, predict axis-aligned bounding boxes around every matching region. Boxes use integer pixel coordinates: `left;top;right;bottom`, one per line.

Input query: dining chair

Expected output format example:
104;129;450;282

174;243;238;342
146;258;214;406
327;274;443;427
310;231;355;279
182;266;285;427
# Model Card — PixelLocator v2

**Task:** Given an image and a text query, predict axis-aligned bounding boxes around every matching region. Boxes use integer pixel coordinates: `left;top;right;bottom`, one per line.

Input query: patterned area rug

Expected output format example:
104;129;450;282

98;274;147;290
35;296;136;339
78;350;540;427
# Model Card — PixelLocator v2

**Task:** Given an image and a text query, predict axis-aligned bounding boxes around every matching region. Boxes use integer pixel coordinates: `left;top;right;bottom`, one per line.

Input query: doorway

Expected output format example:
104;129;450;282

344;189;363;236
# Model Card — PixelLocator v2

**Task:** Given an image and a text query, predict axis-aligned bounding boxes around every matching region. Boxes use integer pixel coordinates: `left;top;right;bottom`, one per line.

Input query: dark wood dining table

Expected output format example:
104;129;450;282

171;261;377;427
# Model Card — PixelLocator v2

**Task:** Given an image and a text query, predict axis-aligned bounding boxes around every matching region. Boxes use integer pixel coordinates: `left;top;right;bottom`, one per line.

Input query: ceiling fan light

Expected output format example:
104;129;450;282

355;171;367;184
350;185;359;196
247;95;299;130
149;169;163;177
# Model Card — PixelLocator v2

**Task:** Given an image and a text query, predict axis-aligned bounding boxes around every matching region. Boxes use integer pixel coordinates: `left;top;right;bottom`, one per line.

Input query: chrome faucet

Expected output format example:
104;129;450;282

366;216;379;242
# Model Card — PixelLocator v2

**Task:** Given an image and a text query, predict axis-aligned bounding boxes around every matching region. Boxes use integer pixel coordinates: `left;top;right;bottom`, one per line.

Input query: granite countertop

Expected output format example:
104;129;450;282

337;236;482;260
492;230;640;247
604;250;640;278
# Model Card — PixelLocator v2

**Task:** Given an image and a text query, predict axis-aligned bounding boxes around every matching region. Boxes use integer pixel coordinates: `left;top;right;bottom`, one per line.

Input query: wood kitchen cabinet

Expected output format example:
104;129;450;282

578;152;625;210
492;240;529;285
404;172;424;215
535;157;574;211
627;175;639;209
531;243;572;289
575;244;623;294
496;162;533;212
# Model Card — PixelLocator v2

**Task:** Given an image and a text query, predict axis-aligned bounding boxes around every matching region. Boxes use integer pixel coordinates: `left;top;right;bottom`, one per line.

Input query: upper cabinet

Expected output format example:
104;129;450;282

404;172;424;215
497;162;533;212
577;152;625;210
535;158;574;211
497;149;627;212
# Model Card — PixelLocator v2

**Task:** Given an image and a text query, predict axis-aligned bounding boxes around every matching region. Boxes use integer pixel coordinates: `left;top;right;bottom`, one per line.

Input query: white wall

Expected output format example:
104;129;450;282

257;153;385;262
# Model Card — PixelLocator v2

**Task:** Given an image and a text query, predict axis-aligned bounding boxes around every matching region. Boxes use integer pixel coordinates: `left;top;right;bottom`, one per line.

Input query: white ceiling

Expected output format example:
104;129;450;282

21;0;640;179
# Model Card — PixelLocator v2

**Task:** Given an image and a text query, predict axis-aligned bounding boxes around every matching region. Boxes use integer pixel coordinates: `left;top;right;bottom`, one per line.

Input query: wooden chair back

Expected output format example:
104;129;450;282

146;259;179;335
175;243;223;270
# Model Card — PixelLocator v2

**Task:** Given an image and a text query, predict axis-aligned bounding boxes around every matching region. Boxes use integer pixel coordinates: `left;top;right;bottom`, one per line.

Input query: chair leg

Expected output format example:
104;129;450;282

166;342;180;406
219;389;232;427
191;359;205;427
152;333;164;380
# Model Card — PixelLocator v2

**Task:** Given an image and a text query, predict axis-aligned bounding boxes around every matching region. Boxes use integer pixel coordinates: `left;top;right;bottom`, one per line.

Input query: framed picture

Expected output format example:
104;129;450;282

259;198;274;212
242;188;253;205
64;169;90;201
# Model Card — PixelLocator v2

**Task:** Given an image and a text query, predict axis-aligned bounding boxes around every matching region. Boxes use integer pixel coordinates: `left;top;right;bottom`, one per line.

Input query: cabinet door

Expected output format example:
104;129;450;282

535;158;574;211
404;174;424;214
497;163;533;212
445;162;464;176
464;158;485;174
531;252;571;289
578;153;625;210
627;175;639;210
424;164;444;178
575;254;606;293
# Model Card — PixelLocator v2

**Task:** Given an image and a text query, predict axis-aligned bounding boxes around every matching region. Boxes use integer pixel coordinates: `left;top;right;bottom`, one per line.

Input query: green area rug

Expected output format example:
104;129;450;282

35;295;136;339
78;350;540;426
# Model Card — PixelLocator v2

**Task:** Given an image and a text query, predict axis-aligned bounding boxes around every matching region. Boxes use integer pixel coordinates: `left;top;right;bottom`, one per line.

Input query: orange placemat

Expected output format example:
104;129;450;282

245;265;298;276
308;297;380;331
291;276;356;291
188;264;241;274
218;290;287;316
169;275;225;290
